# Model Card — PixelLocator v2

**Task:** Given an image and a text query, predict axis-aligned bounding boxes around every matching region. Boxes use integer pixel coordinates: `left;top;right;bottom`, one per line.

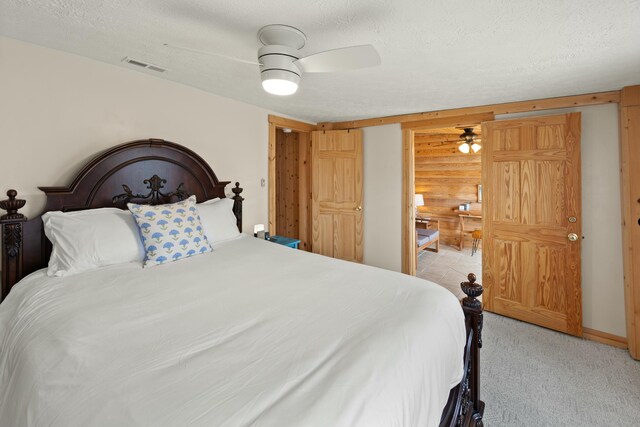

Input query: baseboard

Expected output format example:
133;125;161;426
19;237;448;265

582;327;628;349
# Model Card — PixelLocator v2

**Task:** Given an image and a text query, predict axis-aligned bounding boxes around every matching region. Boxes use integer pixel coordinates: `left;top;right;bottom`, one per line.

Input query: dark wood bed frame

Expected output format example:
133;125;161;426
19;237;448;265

0;138;484;426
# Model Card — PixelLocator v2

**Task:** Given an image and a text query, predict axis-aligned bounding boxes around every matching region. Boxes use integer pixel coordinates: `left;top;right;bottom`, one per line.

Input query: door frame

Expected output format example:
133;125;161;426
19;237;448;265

619;86;640;358
401;112;494;275
267;115;317;235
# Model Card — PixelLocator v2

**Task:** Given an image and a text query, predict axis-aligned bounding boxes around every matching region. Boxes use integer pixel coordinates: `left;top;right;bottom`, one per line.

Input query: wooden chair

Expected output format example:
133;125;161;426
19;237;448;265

459;214;482;251
471;229;482;256
416;219;440;256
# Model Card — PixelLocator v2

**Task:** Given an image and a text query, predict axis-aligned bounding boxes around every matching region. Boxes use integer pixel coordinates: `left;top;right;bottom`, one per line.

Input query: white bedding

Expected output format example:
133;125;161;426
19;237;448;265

0;236;465;427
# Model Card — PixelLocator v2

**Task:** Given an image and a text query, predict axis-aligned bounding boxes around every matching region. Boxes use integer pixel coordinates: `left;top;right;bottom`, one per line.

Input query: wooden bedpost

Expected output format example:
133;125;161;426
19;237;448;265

439;273;484;427
461;272;484;426
0;190;27;302
231;182;244;233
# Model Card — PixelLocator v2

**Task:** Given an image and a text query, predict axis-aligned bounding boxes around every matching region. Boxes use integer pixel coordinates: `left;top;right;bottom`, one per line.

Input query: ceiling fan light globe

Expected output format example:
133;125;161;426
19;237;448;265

459;143;470;154
262;79;298;96
261;69;300;96
471;143;481;153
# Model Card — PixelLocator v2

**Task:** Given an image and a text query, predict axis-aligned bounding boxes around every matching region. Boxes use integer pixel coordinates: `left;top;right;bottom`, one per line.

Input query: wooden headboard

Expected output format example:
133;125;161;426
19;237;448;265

0;139;244;301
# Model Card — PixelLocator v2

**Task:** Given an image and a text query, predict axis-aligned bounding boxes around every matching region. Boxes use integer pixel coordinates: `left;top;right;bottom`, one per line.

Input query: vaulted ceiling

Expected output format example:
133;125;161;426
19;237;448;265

2;0;639;122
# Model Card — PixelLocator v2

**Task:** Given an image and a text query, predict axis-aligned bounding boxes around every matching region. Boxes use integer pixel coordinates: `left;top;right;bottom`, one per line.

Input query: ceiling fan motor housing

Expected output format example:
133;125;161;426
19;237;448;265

258;45;302;86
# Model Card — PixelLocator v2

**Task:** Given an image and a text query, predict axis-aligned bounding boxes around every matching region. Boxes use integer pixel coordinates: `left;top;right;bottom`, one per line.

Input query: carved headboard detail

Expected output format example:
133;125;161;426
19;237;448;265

0;139;244;301
112;174;190;205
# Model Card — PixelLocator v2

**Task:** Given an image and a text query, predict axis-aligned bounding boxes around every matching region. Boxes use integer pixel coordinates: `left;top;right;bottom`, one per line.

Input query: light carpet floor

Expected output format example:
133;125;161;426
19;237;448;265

416;245;640;425
480;313;640;426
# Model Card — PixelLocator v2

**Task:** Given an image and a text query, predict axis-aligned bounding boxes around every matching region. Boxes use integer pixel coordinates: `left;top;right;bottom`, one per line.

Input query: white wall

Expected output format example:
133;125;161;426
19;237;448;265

498;104;625;337
362;105;626;337
0;36;272;231
363;125;403;272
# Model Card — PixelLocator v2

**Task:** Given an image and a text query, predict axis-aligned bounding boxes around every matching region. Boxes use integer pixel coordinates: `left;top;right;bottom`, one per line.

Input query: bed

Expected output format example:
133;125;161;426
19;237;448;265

0;139;484;426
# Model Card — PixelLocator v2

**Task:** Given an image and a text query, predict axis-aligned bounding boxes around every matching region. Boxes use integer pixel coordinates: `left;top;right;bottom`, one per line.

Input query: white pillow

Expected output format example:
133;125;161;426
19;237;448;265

43;208;145;277
198;198;241;245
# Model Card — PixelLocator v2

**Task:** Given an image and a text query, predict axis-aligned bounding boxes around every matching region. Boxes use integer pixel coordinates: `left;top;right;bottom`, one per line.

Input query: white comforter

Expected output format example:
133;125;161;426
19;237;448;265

0;236;465;427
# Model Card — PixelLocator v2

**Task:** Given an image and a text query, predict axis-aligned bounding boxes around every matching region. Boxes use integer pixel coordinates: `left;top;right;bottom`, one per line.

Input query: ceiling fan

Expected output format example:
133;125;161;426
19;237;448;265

417;128;482;153
457;128;482;153
164;24;381;96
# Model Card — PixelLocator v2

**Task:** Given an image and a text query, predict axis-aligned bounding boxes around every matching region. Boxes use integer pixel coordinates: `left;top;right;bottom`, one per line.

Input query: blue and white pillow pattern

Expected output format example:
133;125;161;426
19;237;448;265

128;196;212;267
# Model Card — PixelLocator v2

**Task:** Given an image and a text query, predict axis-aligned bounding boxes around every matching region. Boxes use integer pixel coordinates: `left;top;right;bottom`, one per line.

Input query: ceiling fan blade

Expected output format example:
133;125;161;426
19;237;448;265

295;44;380;73
163;43;261;65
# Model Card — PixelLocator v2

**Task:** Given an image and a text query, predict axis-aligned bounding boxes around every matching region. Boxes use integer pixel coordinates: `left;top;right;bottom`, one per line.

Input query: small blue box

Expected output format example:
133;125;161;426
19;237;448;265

268;235;300;249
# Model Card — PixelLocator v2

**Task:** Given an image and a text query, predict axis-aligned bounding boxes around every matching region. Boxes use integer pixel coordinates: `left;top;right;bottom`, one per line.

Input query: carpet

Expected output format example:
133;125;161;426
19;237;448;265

481;313;640;426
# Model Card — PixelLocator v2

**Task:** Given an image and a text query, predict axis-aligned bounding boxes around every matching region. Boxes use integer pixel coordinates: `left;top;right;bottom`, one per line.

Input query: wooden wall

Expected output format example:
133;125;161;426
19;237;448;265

275;129;299;238
414;133;482;246
275;129;311;250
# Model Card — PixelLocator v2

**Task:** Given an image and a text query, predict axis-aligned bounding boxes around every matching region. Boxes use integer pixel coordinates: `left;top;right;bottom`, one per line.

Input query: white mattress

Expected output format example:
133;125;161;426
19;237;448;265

0;236;465;427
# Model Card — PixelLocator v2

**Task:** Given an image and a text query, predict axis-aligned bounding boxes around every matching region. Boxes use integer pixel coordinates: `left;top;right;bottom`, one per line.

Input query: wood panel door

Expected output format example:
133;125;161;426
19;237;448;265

311;130;363;262
482;113;582;336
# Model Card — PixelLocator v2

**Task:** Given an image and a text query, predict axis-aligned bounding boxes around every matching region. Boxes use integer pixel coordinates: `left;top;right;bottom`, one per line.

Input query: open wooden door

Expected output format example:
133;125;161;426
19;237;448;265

482;113;582;336
311;129;363;262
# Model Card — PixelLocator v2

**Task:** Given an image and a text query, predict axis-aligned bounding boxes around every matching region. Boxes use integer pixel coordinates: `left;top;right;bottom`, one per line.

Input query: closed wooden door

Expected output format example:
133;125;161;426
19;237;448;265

482;113;582;336
311;130;363;262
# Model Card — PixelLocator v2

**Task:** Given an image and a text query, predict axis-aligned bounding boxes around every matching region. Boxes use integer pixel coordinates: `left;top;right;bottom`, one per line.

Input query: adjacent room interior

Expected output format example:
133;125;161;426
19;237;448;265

413;125;483;299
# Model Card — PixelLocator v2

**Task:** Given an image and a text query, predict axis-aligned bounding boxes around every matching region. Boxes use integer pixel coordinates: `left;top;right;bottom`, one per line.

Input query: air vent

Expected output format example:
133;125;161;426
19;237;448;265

146;65;166;73
122;57;167;73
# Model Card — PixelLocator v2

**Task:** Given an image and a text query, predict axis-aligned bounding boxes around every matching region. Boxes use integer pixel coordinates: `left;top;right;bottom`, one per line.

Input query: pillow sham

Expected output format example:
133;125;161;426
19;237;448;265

42;208;145;277
198;197;241;245
128;196;212;267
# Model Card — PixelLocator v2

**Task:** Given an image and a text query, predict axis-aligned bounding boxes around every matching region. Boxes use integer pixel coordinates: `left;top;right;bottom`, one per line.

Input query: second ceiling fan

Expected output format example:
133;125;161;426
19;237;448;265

457;127;482;153
166;24;381;96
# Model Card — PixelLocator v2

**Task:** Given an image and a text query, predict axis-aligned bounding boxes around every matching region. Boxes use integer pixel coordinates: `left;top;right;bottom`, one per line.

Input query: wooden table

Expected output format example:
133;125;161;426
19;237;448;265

453;210;482;216
457;213;482;251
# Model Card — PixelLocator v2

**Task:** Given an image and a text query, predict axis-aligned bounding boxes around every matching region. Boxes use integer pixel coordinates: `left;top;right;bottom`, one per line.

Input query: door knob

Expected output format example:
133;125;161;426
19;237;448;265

355;206;362;211
568;233;578;242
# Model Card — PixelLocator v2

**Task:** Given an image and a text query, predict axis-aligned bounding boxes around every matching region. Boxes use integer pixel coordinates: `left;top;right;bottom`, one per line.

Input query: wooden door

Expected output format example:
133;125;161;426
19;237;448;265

482;113;582;336
311;130;363;262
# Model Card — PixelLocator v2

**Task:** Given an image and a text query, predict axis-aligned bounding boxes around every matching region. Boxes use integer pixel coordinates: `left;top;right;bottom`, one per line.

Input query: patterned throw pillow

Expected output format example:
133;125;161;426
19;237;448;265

128;196;212;267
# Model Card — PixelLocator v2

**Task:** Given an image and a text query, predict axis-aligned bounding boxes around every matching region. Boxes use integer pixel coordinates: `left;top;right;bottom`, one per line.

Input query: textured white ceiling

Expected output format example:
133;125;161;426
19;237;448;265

1;0;639;122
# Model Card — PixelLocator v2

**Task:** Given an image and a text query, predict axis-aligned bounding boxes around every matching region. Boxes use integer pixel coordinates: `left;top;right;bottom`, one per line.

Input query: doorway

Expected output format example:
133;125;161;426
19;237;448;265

413;125;483;299
402;112;584;337
401;112;493;276
268;115;316;251
268;116;364;260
